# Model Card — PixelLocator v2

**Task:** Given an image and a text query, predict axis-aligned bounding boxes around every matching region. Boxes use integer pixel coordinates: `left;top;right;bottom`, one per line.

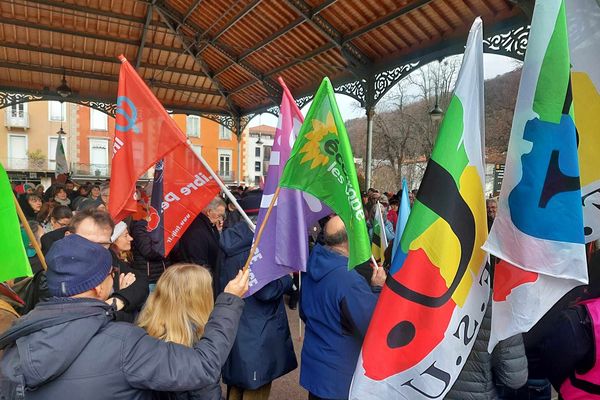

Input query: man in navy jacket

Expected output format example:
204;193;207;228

300;216;386;400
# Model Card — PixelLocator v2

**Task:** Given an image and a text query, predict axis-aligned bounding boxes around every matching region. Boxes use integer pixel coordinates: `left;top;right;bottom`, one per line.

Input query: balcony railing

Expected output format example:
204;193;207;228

71;163;110;177
4;110;29;129
218;170;236;182
2;158;46;171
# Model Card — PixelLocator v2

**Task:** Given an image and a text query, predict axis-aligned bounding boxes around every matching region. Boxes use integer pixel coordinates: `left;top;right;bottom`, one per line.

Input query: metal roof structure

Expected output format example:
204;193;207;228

0;0;533;186
0;0;532;119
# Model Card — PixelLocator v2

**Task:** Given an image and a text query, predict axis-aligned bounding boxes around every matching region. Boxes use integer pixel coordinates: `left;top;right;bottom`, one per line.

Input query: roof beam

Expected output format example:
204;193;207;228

155;3;281;102
0;40;206;77
213;17;304;78
342;0;434;44
19;0;148;25
265;43;336;78
284;0;370;68
0;15;178;53
136;5;154;69
154;6;237;114
183;0;205;23
0;61;221;96
312;0;338;15
212;0;261;42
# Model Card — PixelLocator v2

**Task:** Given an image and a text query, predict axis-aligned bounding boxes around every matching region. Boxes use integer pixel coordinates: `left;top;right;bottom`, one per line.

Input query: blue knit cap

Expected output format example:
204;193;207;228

46;234;112;297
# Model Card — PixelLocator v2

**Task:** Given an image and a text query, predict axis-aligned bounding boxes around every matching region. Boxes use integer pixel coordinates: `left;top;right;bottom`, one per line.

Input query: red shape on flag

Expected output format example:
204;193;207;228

158;143;221;256
108;55;187;222
361;248;456;380
493;259;539;302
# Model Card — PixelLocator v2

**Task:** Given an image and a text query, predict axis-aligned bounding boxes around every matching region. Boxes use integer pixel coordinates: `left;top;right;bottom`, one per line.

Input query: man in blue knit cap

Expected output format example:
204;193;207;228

0;234;249;400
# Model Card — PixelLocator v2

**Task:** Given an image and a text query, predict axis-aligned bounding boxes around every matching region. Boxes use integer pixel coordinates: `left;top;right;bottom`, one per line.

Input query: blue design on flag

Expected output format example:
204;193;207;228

390;178;410;274
116;96;140;134
508;115;584;243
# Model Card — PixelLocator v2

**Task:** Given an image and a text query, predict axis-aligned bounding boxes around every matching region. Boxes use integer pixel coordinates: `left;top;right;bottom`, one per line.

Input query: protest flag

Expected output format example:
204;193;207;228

482;0;587;350
245;77;329;296
371;202;387;264
351;18;488;399
389;178;410;274
566;0;600;243
146;143;221;257
108;55;187;222
0;163;32;282
279;77;370;269
55;132;68;176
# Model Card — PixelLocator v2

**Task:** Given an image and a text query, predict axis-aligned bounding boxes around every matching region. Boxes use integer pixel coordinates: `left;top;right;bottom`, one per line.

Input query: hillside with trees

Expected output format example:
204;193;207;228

346;64;522;191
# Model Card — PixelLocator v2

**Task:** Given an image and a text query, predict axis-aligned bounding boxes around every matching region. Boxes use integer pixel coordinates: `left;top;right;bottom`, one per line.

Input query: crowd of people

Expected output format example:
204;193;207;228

0;180;599;400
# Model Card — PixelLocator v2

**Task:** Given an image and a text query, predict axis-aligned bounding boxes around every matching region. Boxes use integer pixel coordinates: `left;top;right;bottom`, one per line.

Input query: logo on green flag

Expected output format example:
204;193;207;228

280;78;370;268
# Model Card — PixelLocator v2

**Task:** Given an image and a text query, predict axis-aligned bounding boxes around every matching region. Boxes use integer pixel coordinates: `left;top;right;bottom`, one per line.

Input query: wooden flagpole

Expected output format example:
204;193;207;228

242;186;281;271
13;194;48;271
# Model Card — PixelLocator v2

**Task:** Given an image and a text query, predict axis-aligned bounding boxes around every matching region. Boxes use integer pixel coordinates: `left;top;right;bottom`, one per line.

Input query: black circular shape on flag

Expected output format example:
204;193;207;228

387;321;416;349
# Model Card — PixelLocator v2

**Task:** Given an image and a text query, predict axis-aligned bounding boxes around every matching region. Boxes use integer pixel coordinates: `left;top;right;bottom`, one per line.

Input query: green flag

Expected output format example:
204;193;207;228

0;163;32;282
279;77;370;268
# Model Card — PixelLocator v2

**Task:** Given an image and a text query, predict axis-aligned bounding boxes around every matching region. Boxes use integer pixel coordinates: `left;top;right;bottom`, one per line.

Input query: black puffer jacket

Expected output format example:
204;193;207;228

446;298;528;400
0;295;244;400
110;251;149;322
130;220;171;284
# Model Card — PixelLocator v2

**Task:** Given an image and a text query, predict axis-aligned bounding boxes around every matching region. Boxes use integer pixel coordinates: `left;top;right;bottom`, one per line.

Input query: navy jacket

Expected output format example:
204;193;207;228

218;221;297;389
300;244;379;399
0;295;243;400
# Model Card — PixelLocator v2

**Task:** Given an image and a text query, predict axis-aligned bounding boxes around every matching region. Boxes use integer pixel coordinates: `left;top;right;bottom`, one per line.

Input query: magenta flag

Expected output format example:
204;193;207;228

246;78;329;296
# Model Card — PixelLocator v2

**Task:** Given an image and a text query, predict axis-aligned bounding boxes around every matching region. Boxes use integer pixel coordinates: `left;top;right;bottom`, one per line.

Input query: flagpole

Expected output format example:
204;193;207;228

186;140;256;232
13;194;47;271
242;186;281;271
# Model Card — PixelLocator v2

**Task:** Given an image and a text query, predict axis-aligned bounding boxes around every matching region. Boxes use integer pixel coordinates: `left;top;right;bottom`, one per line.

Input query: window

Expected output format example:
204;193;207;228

48;101;66;122
186;116;201;137
191;144;202;157
255;147;261;158
90;109;108;131
218;149;232;179
8;103;26;118
255;161;261;172
48;136;68;170
8;134;28;169
89;138;109;176
219;125;232;140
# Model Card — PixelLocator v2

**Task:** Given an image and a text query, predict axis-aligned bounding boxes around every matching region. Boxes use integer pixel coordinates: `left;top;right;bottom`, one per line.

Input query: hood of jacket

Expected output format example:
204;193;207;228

0;297;113;390
306;244;348;282
219;221;253;258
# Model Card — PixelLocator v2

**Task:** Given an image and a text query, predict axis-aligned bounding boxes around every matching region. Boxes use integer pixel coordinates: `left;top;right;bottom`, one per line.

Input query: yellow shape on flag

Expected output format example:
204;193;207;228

299;112;338;169
408;166;487;307
573;72;600;188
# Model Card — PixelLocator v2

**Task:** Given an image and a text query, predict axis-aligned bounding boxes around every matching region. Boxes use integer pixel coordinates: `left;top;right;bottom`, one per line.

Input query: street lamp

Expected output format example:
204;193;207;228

256;133;263;145
429;92;444;122
56;70;72;98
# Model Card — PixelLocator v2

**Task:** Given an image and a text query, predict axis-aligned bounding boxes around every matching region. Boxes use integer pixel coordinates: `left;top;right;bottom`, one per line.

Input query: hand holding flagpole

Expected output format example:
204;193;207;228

242;187;281;271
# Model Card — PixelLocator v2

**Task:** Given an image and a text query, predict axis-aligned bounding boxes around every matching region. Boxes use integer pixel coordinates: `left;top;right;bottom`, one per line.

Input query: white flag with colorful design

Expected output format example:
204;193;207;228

482;0;588;351
567;0;600;243
350;17;488;399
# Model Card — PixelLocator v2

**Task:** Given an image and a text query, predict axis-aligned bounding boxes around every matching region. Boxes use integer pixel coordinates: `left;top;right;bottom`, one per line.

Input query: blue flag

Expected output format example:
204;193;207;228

147;160;166;256
389;178;410;274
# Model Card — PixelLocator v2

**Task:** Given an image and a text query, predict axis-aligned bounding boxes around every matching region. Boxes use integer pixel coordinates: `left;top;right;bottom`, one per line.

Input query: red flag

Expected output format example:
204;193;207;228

147;143;221;256
109;55;187;222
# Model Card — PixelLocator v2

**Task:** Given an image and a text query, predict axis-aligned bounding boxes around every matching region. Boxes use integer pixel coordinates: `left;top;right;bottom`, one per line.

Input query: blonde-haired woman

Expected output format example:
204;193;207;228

137;263;221;400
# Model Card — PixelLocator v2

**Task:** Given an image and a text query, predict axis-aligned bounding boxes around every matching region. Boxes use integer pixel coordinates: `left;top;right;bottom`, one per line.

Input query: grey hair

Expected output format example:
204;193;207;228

323;226;348;247
203;196;226;213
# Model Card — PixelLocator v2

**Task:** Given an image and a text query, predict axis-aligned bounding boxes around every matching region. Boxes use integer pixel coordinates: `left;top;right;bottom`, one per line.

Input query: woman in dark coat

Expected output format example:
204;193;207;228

130;219;171;286
217;193;297;400
109;221;149;322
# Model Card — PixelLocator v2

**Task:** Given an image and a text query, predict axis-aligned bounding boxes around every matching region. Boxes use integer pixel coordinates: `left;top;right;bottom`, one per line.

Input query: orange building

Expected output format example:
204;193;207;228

171;114;244;185
74;105;115;178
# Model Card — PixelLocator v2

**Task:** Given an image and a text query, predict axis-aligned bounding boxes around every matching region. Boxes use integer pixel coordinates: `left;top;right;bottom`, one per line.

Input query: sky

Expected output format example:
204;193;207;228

248;54;521;128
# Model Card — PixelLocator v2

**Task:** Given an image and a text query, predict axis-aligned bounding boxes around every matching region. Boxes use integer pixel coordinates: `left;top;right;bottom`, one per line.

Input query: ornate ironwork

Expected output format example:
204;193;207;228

79;101;117;117
239;114;255;134
484;26;530;61
373;61;421;104
0;91;44;108
203;114;237;133
266;106;280;117
334;80;366;106
295;95;313;110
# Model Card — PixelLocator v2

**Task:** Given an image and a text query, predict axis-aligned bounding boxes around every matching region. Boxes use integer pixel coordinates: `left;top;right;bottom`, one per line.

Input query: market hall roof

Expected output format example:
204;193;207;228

0;0;531;118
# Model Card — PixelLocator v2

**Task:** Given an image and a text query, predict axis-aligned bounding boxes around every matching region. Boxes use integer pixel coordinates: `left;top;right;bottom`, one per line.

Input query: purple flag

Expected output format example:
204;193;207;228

246;78;329;296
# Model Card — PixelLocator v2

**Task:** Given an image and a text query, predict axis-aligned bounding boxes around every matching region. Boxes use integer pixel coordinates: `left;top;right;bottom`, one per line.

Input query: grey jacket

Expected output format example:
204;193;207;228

446;300;528;400
0;294;244;400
